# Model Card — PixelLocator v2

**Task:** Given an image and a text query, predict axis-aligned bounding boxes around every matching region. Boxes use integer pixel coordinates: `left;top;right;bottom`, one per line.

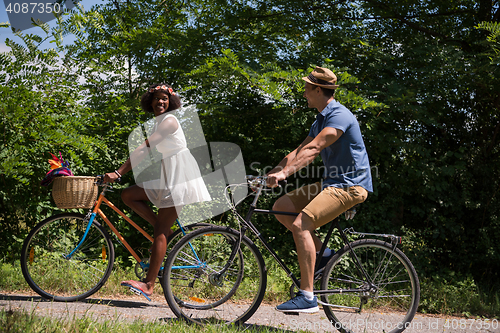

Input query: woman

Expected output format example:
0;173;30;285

104;83;210;299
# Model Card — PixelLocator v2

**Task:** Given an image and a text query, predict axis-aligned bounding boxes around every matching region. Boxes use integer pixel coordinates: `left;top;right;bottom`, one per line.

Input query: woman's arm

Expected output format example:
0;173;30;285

104;116;178;183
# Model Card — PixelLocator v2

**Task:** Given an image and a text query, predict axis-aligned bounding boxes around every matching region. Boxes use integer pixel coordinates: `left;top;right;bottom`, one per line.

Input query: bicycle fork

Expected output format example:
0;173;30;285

63;212;97;260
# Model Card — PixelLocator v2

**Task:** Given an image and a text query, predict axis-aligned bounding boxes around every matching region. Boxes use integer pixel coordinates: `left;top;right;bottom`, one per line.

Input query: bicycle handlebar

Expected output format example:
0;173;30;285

246;175;287;188
95;174;122;186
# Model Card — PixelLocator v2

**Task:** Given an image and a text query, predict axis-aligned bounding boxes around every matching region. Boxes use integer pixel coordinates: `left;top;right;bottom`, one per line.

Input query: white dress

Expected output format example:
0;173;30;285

143;113;211;208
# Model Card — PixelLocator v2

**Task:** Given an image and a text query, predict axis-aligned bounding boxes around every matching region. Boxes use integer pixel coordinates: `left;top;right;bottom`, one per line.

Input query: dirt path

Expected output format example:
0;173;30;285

1;292;499;332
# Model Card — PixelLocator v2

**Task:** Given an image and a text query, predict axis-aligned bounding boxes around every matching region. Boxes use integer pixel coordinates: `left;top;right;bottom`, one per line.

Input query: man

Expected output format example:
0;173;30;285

267;66;373;313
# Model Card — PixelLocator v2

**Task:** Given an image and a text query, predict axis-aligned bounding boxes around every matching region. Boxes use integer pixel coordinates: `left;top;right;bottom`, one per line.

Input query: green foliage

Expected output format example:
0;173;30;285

477;21;500;57
0;260;28;291
0;27;111;261
1;0;499;313
419;276;500;317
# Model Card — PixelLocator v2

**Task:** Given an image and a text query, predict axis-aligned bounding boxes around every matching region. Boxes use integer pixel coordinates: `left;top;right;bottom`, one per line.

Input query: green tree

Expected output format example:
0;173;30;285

195;0;500;287
2;0;499;296
0;23;107;260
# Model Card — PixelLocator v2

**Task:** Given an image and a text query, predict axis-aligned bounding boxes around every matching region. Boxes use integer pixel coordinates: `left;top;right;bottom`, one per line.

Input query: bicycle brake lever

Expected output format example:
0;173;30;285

247;175;286;190
95;175;105;186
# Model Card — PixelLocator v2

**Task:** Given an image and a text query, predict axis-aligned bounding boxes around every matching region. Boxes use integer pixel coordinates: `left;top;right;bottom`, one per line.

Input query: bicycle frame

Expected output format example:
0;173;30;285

222;182;380;295
66;182;192;267
93;191;153;263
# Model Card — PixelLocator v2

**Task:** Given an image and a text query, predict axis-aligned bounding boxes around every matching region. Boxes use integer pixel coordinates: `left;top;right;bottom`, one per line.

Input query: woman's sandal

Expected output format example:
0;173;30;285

121;280;152;301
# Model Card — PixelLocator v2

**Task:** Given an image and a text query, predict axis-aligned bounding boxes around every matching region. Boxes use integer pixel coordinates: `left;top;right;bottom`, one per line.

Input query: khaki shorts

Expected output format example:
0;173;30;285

286;182;368;228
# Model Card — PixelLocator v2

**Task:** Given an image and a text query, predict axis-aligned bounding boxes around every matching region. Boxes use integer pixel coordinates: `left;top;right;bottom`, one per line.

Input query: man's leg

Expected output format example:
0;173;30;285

275;209;320;313
274;189;322;313
273;195;323;252
290;212;317;292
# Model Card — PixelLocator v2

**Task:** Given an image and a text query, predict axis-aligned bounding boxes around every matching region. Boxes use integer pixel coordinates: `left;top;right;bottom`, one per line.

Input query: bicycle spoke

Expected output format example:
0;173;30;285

21;214;114;301
163;226;266;325
321;239;420;333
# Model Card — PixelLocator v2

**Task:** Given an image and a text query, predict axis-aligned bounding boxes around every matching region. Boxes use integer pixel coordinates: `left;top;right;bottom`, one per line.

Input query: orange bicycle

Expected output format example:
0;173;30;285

20;175;210;301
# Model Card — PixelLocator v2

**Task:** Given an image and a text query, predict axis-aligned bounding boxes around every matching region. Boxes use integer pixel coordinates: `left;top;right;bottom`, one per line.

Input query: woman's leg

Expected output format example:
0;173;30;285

121;185;158;228
122;206;180;295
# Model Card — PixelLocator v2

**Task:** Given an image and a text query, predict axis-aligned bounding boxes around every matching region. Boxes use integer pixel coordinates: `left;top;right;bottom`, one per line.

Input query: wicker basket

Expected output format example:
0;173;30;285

52;176;98;209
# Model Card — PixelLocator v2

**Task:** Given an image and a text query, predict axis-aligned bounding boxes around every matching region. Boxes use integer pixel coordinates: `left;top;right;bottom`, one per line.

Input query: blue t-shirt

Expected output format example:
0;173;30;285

308;100;373;192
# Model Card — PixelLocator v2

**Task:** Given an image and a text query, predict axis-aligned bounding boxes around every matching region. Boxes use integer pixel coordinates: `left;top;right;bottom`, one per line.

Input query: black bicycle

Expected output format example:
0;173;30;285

161;175;420;333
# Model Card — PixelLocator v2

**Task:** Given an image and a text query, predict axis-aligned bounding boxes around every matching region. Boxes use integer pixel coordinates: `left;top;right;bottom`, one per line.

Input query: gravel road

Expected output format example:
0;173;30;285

1;292;499;332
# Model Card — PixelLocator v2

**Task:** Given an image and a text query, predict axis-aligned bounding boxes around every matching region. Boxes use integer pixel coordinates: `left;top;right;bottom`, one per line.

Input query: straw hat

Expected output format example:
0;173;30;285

302;66;339;89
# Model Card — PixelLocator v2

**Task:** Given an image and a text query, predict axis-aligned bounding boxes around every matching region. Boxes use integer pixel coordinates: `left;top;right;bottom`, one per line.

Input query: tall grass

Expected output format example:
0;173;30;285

0;259;291;303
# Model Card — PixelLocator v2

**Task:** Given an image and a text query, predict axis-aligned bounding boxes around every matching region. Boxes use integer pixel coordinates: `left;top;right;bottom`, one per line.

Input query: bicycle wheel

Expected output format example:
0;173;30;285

162;226;267;325
320;239;420;333
20;213;115;302
166;226;245;312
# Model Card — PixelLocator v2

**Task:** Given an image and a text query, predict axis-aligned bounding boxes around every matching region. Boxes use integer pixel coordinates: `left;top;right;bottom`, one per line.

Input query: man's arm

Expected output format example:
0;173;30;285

267;136;313;175
267;127;343;186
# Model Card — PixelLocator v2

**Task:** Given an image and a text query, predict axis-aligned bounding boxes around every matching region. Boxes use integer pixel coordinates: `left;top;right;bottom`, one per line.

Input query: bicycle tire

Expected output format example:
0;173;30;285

162;226;267;325
167;226;246;311
20;213;115;302
320;239;420;333
167;222;214;251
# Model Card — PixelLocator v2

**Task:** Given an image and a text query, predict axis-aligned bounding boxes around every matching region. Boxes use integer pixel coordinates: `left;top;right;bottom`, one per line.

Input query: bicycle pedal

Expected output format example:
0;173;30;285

129;287;142;296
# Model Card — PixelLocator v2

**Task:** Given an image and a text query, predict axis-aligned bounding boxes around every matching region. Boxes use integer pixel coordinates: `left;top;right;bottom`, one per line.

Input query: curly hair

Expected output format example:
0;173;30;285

140;83;182;113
